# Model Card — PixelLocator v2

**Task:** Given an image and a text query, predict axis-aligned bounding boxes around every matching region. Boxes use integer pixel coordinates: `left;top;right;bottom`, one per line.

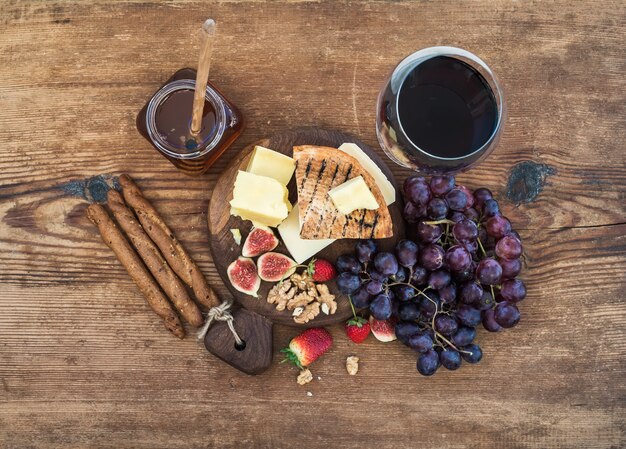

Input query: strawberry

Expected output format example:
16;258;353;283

307;258;337;282
281;327;333;368
345;316;370;344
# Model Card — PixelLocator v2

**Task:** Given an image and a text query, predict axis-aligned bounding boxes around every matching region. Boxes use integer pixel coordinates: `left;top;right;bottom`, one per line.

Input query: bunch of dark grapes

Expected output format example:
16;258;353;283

335;175;526;376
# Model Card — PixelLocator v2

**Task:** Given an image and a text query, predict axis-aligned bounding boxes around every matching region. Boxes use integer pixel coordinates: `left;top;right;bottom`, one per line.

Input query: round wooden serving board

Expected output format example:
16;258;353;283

208;128;405;327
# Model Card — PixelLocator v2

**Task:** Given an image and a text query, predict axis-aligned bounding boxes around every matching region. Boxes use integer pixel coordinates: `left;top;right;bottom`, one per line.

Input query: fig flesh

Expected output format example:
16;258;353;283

227;257;261;297
257;252;296;282
370;316;398;342
242;226;279;257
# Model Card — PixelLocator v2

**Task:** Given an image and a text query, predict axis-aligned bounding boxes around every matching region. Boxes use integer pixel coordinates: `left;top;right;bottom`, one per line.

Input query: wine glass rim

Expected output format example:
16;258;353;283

393;46;505;162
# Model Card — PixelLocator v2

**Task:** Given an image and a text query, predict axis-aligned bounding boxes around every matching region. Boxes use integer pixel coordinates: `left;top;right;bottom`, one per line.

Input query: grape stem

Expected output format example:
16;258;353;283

428;299;471;355
477;236;488;258
348;295;358;321
424;219;456;225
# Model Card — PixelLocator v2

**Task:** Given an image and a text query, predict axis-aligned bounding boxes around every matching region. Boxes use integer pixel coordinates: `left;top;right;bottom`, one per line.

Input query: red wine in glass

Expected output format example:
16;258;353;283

376;47;504;174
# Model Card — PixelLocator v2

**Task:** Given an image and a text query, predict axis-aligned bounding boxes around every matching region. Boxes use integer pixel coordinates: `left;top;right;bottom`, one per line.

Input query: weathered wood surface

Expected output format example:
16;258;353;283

0;1;624;448
208;128;404;327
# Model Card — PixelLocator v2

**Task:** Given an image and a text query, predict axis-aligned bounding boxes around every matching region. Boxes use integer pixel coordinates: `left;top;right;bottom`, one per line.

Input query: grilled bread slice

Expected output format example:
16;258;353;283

293;145;393;240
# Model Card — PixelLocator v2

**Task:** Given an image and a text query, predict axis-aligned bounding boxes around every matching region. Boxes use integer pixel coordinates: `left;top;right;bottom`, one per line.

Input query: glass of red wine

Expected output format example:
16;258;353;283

376;47;504;174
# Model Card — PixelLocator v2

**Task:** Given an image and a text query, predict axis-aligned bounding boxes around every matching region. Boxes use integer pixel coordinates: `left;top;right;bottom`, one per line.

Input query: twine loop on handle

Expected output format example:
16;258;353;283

197;300;244;346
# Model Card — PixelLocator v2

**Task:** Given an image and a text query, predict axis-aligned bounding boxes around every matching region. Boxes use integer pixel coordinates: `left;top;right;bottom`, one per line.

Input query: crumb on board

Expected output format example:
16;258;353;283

306;391;313;397
230;228;242;245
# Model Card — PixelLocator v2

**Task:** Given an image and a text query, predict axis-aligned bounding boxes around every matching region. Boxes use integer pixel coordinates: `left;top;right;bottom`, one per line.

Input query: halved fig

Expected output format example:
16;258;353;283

242;226;279;257
369;316;397;342
257;252;296;282
227;257;261;297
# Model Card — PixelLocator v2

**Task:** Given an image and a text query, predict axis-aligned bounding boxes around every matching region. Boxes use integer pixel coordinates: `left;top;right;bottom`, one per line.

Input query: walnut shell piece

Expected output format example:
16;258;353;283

293;301;321;324
297;368;313;385
267;280;296;311
346;356;359;375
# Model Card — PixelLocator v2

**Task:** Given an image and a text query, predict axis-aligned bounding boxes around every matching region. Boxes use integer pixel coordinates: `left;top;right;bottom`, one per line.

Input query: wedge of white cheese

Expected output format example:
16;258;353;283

338;143;396;206
278;205;335;264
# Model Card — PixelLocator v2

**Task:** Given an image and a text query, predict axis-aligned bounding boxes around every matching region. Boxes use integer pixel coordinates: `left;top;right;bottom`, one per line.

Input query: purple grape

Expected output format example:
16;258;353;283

475;289;496;311
450;211;466;223
499;258;522;279
445;188;468;211
451;326;476;346
430;175;455;196
350;286;372;308
395;239;419;267
500;279;527;303
394;284;415;302
509;230;522;241
336;272;361;294
482;199;500;218
486;215;512;239
438;283;457;304
464;207;479;221
457;185;475;210
419;295;438;319
459;282;483;305
461;344;482;363
410;266;428;286
409;332;434;353
495;235;523;260
368;267;387;282
494;301;521;328
455;305;482;327
399;302;421;321
434;315;458;336
428;269;451;290
427;197;449;220
393;266;409;283
365;280;383;295
473;187;493;210
440;348;462;370
374;252;399;276
355;239;377;263
476;258;503;285
404;177;432;206
462;240;478;254
420;244;445;271
335;254;361;274
445;245;472;272
453;263;476;283
370;294;393;320
403;201;425;224
416;220;443;243
482;308;503;332
453;219;479;242
395;321;420;345
417;349;440;376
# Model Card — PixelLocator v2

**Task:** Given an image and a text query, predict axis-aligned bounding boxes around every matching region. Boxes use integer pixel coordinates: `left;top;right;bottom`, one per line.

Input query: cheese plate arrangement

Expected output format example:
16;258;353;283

208;128;405;328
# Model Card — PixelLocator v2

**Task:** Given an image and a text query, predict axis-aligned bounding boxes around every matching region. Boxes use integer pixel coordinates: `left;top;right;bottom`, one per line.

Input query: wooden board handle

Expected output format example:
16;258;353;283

203;307;273;375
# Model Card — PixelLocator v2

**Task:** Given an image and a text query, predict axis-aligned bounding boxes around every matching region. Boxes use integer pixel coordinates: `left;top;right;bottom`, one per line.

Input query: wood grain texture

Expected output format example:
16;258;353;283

208;128;404;327
0;1;625;448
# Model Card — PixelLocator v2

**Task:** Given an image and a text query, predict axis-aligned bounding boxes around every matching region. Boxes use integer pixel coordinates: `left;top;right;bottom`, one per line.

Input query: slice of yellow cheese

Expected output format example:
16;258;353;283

230;171;291;227
328;175;379;215
246;145;296;185
338;143;396;205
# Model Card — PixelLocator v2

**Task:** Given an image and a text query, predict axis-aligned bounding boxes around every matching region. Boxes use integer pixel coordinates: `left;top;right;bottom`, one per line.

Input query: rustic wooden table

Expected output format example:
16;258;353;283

1;1;624;448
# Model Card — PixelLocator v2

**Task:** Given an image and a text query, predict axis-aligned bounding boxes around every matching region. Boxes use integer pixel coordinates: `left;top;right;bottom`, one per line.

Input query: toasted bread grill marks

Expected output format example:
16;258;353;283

292;145;393;240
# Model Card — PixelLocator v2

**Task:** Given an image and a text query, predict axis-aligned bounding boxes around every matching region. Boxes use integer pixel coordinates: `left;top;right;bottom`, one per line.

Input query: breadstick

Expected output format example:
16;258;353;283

86;203;185;339
107;190;204;327
118;174;220;309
